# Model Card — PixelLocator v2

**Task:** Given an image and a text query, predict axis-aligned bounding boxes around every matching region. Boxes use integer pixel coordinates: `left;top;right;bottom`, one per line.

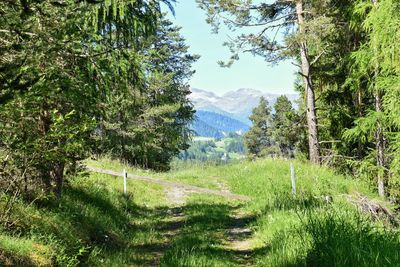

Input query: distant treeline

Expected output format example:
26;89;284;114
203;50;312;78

191;110;250;139
177;134;246;162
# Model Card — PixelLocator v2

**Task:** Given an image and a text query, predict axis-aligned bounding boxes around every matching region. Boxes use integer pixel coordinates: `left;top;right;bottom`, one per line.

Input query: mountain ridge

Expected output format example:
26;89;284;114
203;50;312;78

189;88;299;125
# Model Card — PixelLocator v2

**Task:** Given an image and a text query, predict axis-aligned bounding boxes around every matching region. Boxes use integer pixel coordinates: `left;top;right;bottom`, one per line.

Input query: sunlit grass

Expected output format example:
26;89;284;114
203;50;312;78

0;234;51;266
2;157;400;266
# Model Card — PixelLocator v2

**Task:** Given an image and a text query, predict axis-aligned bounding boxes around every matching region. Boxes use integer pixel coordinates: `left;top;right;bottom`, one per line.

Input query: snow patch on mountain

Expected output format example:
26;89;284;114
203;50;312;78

189;88;299;125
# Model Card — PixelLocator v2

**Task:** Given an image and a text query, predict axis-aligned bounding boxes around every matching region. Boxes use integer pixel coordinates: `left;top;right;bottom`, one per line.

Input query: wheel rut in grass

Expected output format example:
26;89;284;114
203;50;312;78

165;186;187;205
130;205;187;267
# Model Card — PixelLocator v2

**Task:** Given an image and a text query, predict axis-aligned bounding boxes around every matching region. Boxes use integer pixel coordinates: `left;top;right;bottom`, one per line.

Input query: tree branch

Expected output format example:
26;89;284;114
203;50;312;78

310;46;329;66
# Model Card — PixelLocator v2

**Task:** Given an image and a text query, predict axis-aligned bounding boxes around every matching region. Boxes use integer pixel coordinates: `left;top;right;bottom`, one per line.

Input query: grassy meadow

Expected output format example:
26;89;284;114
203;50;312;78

1;158;400;266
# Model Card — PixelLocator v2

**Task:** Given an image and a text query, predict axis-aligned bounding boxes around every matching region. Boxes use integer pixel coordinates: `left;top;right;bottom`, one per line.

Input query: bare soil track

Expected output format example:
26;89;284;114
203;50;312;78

86;166;251;201
86;165;259;266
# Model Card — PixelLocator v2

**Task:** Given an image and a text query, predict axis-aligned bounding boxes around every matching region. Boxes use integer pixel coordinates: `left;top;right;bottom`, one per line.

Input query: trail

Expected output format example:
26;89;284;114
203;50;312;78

87;165;258;266
224;211;257;266
86;166;250;201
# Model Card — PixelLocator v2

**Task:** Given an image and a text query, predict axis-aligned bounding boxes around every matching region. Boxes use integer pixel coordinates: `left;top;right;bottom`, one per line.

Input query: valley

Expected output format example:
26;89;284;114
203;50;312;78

190;88;298;128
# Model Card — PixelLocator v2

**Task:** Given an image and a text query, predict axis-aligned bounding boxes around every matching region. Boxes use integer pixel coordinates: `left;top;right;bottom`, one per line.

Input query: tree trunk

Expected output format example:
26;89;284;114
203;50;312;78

53;163;65;199
41;170;52;194
296;0;321;164
372;0;386;197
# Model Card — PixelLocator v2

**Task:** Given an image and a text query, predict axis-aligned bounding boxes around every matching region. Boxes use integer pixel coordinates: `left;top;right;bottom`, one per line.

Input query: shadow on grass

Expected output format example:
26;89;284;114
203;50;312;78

8;182;269;266
158;203;270;267
260;207;400;267
25;184;179;265
0;252;42;267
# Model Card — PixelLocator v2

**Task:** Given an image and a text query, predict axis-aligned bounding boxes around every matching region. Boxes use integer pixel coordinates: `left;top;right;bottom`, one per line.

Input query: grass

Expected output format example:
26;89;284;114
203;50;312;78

0;170;173;266
2;157;400;266
0;234;51;266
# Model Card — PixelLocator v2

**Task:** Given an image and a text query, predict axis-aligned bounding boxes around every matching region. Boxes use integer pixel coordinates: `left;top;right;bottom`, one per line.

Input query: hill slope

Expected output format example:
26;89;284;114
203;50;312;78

1;158;399;266
191;117;224;138
192;110;250;138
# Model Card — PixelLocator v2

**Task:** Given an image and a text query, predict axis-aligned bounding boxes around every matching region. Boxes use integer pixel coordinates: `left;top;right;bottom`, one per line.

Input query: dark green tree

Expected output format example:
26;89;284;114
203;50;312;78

95;16;198;170
244;97;272;157
0;0;177;197
271;96;300;158
344;0;400;198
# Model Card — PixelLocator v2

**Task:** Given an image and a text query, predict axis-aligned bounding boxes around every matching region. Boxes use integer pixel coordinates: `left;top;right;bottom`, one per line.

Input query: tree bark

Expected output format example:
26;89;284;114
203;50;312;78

356;90;364;159
296;0;321;164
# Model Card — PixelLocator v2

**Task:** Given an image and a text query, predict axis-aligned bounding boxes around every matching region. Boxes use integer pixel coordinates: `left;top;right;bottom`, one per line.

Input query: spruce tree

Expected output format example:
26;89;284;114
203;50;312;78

0;0;180;196
271;95;299;158
244;97;272;157
344;0;400;197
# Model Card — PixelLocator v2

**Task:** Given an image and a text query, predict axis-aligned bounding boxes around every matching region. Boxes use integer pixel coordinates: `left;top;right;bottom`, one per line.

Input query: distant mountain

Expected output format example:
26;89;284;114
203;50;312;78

191;111;250;138
189;88;299;124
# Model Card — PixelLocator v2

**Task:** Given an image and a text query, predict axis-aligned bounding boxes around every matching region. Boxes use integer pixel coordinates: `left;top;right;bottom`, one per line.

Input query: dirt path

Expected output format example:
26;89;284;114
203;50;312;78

87;165;258;266
223;211;258;266
165;186;187;205
87;166;250;201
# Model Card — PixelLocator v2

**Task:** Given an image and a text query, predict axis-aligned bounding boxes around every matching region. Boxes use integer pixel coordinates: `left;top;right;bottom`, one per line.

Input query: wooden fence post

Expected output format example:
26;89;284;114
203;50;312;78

290;163;296;195
123;169;127;195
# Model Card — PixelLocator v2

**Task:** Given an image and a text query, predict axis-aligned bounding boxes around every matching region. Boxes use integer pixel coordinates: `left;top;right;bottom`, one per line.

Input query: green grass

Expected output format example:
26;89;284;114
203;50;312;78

0;170;173;266
172;159;400;266
2;158;400;266
0;234;51;266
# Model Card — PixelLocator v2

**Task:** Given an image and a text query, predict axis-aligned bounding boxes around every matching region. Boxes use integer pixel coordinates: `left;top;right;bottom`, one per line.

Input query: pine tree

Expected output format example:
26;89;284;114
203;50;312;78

0;0;178;196
94;15;198;170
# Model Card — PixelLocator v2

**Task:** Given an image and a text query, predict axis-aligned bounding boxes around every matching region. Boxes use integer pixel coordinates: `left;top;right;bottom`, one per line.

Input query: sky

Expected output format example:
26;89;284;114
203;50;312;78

166;0;297;96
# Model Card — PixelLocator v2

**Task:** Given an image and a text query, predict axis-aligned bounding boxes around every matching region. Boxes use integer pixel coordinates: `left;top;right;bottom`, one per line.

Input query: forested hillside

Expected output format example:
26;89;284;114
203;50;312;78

191;119;224;139
192;111;250;138
176;135;246;162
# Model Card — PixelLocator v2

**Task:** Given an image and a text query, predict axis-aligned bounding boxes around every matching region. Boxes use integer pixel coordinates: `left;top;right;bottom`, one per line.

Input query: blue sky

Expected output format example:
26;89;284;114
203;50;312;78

166;0;297;96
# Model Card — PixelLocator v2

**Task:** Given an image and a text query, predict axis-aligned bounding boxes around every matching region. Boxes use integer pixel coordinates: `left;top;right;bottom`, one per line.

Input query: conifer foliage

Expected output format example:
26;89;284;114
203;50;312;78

244;97;273;157
0;0;196;197
244;96;301;158
198;0;400;199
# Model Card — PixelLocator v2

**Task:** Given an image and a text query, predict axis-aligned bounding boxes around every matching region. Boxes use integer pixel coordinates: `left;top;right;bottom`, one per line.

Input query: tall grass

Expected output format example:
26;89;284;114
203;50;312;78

2;158;400;266
1;171;170;266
